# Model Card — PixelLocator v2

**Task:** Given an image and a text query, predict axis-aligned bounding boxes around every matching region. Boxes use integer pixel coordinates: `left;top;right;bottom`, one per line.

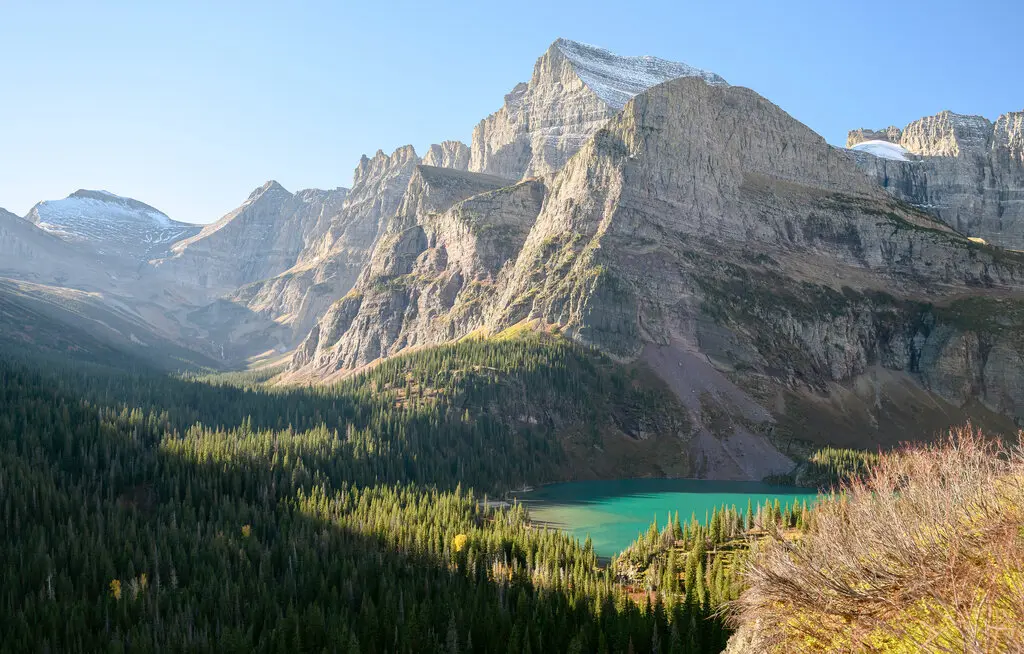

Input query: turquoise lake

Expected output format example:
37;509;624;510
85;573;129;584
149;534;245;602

515;478;820;557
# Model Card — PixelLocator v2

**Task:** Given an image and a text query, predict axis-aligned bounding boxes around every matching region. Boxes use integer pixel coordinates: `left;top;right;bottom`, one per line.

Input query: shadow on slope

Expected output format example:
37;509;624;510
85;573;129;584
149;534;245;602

0;351;726;653
0;278;221;371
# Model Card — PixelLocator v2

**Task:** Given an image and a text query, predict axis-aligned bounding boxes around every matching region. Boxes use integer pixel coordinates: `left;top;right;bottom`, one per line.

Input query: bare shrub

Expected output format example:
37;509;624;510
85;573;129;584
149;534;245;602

731;425;1024;653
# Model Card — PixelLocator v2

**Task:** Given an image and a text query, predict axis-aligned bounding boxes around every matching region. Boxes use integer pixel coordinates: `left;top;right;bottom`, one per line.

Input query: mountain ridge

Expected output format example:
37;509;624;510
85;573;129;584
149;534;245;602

846;108;1024;248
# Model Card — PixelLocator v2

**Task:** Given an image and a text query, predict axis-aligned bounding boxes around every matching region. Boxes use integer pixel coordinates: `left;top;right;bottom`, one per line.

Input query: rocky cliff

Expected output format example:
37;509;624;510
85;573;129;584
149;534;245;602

848;109;1024;249
291;165;537;375
422;141;471;171
292;75;1024;478
468;38;726;181
232;146;421;345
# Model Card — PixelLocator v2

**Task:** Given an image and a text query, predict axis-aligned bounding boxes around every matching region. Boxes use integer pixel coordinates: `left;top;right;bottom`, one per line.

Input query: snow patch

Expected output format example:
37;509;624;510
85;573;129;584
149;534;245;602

555;39;727;110
850;140;911;161
27;190;201;261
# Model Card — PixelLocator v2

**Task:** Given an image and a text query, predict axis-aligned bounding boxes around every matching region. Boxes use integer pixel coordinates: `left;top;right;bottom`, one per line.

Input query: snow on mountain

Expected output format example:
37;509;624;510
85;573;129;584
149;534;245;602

26;190;201;261
554;38;727;109
849;139;912;161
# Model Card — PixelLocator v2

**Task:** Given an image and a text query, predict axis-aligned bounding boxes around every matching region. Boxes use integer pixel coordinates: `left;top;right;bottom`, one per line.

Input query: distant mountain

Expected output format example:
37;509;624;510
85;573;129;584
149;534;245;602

231;148;420;345
0;278;219;371
25;189;200;261
846;110;1024;248
153;181;349;295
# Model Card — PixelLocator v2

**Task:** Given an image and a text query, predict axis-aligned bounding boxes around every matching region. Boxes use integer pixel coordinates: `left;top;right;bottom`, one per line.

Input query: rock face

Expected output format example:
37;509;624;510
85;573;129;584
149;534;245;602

25;189;199;262
422;141;471;171
291;165;537;375
154;181;349;295
234;146;421;343
847;109;1024;248
846;126;903;148
291;74;1024;474
468;38;726;181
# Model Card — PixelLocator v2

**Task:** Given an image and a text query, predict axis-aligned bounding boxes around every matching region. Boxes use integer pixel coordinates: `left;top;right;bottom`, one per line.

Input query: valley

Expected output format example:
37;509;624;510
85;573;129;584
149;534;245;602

2;31;1023;653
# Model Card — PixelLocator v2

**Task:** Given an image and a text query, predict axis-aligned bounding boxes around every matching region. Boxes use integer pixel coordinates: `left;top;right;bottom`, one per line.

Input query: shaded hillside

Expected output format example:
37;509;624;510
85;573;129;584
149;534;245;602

0;280;219;371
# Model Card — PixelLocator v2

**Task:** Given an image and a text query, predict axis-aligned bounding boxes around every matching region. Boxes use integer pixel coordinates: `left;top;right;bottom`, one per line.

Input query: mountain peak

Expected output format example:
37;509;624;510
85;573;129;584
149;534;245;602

60;189;170;218
550;38;727;109
352;146;420;189
468;39;727;180
69;189;119;200
247;180;290;203
423;141;471;171
260;180;287;193
24;189;199;261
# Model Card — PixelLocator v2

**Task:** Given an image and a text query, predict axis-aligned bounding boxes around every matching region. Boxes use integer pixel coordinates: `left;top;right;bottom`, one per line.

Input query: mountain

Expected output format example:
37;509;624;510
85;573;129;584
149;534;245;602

292;74;1024;479
847;109;1024;248
153;181;349;295
0;278;219;370
230;146;423;346
26;189;200;261
468;38;726;180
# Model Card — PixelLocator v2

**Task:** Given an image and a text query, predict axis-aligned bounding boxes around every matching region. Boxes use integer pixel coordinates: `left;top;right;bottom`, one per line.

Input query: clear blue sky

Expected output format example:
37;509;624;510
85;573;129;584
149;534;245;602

2;0;1020;224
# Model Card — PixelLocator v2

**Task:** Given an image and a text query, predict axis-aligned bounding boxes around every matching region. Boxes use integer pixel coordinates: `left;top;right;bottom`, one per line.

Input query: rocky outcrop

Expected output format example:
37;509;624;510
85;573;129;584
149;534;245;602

468;38;725;181
848;109;1024;249
422;141;471;171
723;620;768;654
291;165;538;375
846;126;902;147
153;181;349;295
25;189;200;262
235;146;421;343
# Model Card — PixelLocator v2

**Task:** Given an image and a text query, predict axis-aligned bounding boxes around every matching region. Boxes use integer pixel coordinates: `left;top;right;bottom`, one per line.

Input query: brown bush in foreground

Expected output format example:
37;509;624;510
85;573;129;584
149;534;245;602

731;425;1024;653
